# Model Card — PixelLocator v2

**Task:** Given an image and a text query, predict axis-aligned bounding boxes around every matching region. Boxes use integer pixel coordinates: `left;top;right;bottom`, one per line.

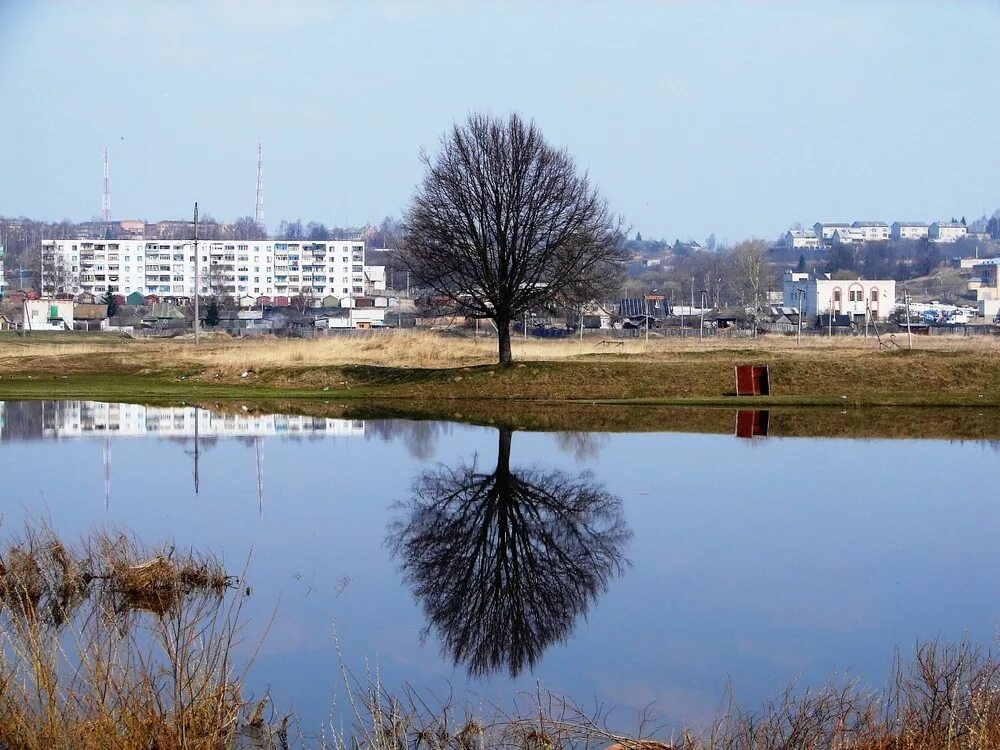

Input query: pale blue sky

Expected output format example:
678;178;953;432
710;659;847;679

1;1;997;242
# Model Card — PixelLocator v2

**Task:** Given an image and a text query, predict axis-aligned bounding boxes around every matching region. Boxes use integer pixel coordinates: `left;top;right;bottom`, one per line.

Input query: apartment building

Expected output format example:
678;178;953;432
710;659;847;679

782;270;896;321
40;238;375;299
782;229;821;249
929;222;968;243
890;222;930;241
851;221;890;242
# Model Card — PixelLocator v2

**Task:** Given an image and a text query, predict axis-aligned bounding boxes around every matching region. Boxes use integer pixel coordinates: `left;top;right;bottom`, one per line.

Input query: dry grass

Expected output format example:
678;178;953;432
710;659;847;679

4;329;1000;377
0;522;250;750
310;637;1000;750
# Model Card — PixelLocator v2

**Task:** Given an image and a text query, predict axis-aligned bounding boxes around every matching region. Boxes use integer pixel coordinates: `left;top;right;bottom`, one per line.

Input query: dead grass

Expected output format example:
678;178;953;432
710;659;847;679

3;329;1000;377
0;522;249;750
318;637;1000;750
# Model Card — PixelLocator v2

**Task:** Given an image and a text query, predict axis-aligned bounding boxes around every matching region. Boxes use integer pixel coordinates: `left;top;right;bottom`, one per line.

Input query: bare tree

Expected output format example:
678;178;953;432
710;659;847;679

387;427;630;677
232;216;267;240
401;113;626;365
731;239;773;309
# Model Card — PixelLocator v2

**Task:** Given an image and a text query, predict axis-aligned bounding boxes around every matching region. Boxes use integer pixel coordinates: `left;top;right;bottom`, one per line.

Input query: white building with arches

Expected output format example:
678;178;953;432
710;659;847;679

782;271;896;321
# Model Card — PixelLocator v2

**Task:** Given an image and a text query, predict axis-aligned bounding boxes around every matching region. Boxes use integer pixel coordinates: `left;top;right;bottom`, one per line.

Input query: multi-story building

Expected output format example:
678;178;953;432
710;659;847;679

929;222;968;243
890;222;930;241
40;238;379;300
782;270;896;321
813;222;852;245
851;221;890;242
782;229;821;250
830;227;866;245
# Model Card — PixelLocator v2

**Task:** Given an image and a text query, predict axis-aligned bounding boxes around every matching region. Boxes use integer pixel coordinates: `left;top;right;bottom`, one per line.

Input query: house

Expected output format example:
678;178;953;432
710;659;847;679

125;291;145;306
105;311;143;333
75;291;97;305
830;227;866;246
142;303;189;329
73;303;109;330
24;299;74;331
783;229;821;250
316;307;387;329
813;223;852;245
851;221;890;242
363;265;387;294
891;222;930;241
929;222;968;243
782;270;896;321
581;302;614;330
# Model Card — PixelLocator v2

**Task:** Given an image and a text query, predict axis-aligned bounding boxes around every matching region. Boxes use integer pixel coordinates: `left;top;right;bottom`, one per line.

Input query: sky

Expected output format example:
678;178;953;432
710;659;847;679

0;0;997;242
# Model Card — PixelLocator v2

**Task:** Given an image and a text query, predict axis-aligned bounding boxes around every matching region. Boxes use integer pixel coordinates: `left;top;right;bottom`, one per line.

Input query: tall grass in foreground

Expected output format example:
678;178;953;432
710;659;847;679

323;639;1000;750
0;523;253;750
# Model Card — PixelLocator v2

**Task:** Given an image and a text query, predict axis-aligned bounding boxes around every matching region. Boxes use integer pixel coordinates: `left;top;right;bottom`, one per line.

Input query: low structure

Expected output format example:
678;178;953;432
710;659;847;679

24;299;74;331
782;271;896;321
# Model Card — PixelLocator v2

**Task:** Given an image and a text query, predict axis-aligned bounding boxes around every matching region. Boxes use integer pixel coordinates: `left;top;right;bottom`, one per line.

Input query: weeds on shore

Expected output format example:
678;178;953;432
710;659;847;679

0;523;251;750
321;639;1000;750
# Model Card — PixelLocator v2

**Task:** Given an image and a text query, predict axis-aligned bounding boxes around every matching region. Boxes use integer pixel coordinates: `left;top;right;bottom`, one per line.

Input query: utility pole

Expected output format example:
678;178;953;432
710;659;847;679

102;147;112;223
254;140;265;230
579;304;584;341
905;290;913;349
828;292;833;338
796;288;804;346
193;202;200;344
699;290;706;341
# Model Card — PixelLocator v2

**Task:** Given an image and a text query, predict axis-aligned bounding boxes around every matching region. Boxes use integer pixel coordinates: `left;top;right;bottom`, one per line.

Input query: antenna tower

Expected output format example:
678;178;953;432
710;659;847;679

254;140;265;229
101;147;112;222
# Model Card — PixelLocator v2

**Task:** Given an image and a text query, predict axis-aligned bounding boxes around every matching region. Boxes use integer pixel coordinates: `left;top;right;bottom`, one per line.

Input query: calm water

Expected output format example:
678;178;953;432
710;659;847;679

1;400;999;732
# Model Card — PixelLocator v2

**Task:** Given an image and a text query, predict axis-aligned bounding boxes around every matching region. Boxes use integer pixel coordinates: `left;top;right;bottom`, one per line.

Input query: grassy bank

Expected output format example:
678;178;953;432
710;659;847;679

2;331;1000;423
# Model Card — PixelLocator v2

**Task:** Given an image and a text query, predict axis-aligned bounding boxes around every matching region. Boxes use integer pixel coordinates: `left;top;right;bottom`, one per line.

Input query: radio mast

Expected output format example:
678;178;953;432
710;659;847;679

101;147;112;222
254;140;265;230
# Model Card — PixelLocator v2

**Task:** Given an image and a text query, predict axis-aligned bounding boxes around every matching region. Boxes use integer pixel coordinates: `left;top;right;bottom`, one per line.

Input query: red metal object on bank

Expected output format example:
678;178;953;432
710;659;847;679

735;365;770;396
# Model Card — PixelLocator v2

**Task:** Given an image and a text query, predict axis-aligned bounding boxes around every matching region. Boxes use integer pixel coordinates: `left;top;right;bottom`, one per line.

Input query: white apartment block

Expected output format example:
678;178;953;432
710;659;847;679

783;229;821;249
40;238;372;299
830;227;866;245
891;222;930;241
813;222;852;243
929;222;968;243
783;270;896;321
851;221;890;242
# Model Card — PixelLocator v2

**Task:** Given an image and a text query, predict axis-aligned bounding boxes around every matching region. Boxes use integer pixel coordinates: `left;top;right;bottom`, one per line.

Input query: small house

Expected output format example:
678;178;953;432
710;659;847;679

125;291;145;306
73;303;109;331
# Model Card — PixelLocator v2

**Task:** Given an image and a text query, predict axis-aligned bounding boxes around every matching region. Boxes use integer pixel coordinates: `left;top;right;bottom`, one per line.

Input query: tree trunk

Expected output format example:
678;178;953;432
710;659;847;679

497;318;513;366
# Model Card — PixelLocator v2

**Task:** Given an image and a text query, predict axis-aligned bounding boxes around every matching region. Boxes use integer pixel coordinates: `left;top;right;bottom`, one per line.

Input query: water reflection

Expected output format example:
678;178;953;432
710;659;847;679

388;427;631;677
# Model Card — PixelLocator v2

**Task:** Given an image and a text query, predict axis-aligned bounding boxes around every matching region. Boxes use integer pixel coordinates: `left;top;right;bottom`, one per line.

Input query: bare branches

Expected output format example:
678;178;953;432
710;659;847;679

402;113;626;364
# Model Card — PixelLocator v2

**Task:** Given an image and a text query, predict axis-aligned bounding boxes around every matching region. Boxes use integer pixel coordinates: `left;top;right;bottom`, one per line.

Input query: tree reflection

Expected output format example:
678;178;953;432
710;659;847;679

388;428;630;677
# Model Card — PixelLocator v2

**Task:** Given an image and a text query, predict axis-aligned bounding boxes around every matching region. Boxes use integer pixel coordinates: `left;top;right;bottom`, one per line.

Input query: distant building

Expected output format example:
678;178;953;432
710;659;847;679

24;299;74;331
891;222;930;241
782;270;896;321
813;223;852;244
40;238;368;300
830;227;866;245
929;222;968;243
783;229;821;250
851;221;890;242
363;265;387;294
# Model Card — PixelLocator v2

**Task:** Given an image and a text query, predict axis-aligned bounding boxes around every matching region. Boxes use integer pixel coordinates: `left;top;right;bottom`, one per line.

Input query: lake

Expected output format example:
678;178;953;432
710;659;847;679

1;400;999;735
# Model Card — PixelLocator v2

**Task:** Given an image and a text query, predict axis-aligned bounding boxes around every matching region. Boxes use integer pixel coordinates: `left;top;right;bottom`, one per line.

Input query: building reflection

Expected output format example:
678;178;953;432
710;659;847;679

387;427;631;677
